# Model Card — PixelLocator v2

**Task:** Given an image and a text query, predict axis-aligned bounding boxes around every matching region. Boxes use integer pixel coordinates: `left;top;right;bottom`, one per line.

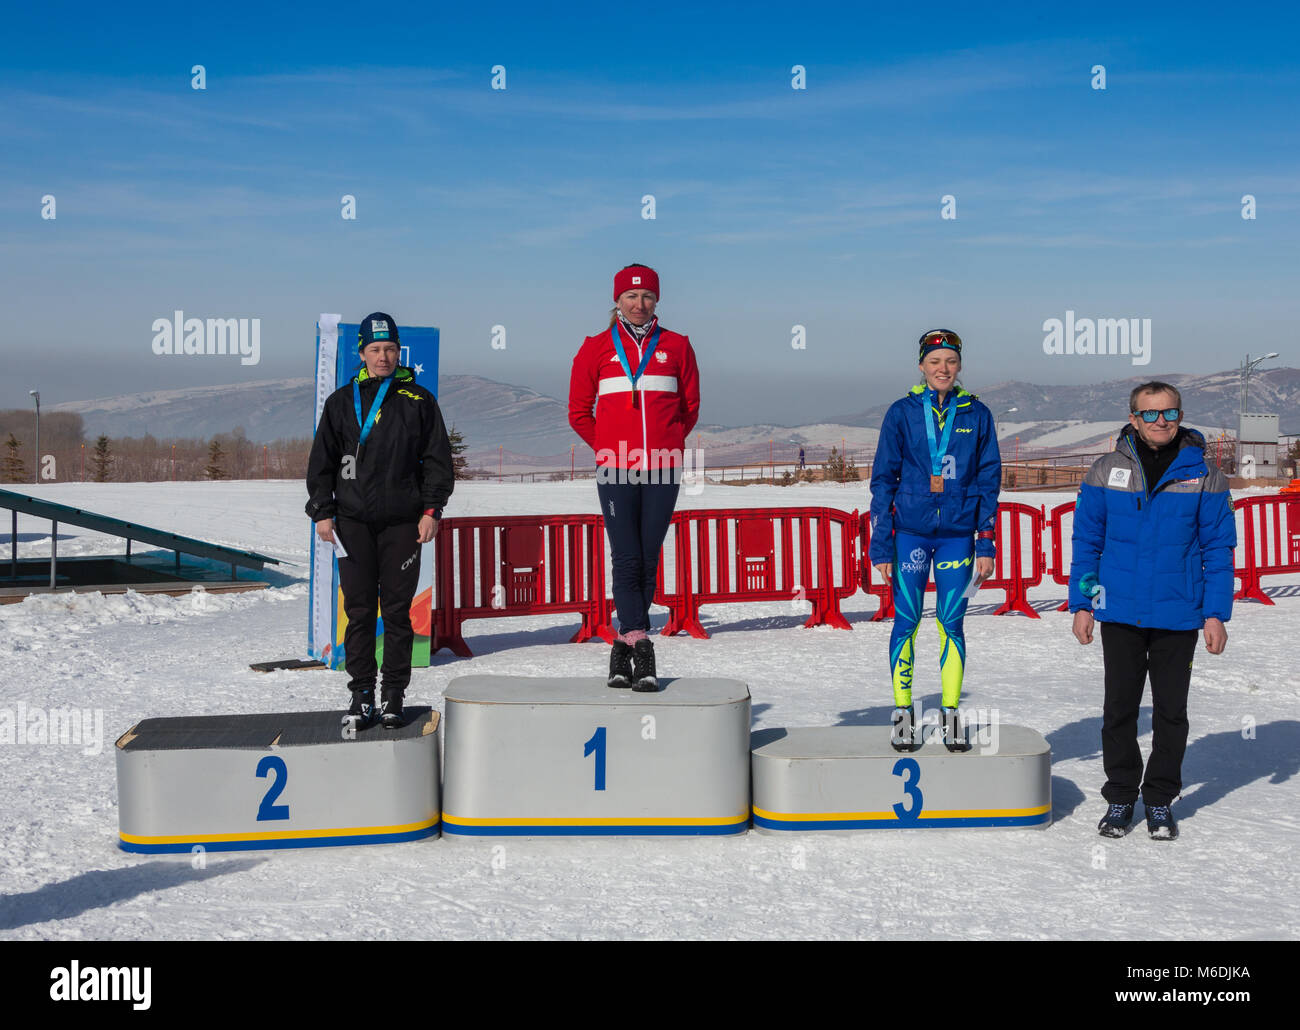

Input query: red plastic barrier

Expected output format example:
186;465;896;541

858;513;894;621
431;514;612;657
1044;495;1298;612
424;492;1292;657
655;507;857;638
1234;494;1300;605
1045;501;1076;612
986;502;1044;617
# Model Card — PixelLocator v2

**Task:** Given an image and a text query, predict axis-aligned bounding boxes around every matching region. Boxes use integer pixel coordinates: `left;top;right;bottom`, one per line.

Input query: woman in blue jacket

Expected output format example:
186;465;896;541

868;329;1002;751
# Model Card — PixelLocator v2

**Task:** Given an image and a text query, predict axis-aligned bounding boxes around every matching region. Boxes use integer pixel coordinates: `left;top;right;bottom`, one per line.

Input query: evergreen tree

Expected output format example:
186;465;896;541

91;436;113;482
205;438;226;480
825;446;857;482
2;433;26;483
448;425;469;480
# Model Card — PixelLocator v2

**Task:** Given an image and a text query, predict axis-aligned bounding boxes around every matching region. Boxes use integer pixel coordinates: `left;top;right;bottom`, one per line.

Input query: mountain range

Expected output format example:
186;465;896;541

46;367;1299;469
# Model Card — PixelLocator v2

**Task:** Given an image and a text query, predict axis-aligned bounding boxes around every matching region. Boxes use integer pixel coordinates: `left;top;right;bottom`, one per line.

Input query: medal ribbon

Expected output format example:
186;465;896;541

610;321;662;407
353;376;393;447
923;387;956;478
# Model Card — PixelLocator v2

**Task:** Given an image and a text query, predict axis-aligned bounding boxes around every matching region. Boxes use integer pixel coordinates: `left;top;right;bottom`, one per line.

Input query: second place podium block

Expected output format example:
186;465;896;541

442;676;751;837
116;708;442;852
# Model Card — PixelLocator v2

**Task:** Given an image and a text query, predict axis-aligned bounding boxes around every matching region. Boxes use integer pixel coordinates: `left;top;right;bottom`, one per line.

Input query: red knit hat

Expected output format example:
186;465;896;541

614;264;660;300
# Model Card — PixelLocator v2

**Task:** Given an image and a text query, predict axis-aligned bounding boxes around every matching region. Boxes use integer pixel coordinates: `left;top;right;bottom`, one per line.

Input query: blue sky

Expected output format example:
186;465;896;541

2;1;1297;426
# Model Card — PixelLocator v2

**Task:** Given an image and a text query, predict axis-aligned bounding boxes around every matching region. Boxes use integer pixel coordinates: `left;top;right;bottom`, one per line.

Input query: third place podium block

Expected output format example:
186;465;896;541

752;724;1051;832
442;676;751;837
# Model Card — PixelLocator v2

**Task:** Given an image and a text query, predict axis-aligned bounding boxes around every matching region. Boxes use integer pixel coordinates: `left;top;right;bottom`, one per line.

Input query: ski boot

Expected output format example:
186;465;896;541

631;638;658;692
1145;804;1178;841
380;687;405;729
341;687;376;733
1097;801;1135;838
941;706;971;753
890;706;918;753
608;640;634;688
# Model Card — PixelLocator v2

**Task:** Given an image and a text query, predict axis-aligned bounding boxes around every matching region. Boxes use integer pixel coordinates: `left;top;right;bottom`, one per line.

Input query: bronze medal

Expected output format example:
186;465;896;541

930;474;943;493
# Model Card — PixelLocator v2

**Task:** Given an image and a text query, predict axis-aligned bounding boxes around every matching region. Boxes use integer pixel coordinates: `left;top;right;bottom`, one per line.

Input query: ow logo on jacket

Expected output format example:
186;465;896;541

1067;425;1236;630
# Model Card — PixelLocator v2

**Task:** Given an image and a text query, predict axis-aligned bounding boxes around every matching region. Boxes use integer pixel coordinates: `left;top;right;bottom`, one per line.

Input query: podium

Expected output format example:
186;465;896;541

116;708;441;853
442;676;750;837
751;725;1051;832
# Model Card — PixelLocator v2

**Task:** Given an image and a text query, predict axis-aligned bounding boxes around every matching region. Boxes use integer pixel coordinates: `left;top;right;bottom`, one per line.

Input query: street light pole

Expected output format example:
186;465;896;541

1239;352;1279;414
28;390;40;484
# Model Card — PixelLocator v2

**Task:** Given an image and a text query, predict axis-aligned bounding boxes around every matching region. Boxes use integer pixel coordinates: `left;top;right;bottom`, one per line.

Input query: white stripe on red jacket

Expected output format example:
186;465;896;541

568;320;701;469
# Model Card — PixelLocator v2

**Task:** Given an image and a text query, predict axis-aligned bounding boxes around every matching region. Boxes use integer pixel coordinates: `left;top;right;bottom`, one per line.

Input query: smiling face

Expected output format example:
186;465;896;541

1130;387;1181;449
361;340;399;379
920;350;961;393
616;289;657;326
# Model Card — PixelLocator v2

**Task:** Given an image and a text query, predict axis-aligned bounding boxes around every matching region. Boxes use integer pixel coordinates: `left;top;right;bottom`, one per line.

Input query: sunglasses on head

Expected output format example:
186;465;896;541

918;329;962;352
1133;408;1181;423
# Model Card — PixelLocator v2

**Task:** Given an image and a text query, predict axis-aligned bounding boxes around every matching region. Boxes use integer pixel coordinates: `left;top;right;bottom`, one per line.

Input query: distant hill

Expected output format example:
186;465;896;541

45;367;1298;468
828;368;1300;437
46;375;580;458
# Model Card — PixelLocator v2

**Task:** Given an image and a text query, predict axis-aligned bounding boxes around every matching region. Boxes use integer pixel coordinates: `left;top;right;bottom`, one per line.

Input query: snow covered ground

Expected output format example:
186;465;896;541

1;480;1297;940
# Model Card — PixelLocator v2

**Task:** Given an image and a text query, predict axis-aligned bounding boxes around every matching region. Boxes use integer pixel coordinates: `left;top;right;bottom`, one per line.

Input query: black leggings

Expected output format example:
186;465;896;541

596;481;680;633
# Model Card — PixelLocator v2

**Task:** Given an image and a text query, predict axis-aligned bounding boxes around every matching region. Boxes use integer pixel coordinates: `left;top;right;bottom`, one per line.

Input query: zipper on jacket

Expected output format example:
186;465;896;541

1122;434;1147;509
1127;430;1195;504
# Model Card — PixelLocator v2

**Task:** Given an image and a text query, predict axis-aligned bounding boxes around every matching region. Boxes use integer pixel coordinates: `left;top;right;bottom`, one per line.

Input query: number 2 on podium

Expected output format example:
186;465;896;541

256;755;290;821
584;727;607;791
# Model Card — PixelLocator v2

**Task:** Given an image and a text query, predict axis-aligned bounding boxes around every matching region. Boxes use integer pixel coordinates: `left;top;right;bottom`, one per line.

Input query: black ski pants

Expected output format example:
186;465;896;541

335;517;422;696
1099;621;1198;807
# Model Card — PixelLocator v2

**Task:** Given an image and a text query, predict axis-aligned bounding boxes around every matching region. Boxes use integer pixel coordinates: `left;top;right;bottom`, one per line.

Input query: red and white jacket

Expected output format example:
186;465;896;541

568;318;701;470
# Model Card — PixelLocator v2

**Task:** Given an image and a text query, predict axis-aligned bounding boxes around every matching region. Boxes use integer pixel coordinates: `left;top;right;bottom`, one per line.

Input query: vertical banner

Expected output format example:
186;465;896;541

307;315;441;669
308;314;340;666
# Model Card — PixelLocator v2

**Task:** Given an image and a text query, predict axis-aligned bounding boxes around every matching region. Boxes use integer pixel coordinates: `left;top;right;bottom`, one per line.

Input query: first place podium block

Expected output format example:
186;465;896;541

116;709;441;853
752;725;1051;832
442;676;751;838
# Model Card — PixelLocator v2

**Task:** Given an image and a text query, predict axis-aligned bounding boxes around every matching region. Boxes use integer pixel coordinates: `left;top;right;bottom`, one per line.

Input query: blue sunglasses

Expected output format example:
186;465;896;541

1134;408;1181;423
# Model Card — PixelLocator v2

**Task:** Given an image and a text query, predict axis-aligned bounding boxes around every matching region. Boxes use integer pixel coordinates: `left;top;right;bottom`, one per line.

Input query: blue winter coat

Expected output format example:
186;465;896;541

868;385;1002;564
1067;425;1236;629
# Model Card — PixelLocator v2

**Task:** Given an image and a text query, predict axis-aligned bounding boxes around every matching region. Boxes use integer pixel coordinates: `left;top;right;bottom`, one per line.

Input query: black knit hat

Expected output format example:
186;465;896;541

358;312;400;351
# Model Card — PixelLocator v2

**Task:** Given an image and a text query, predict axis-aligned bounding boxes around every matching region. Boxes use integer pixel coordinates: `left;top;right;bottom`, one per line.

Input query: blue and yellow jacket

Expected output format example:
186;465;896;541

1068;425;1235;629
868;385;1002;564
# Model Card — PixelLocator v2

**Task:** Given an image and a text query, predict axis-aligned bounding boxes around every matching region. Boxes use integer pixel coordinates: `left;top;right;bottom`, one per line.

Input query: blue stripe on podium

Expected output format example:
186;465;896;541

119;821;440;853
442;819;750;837
753;809;1050;830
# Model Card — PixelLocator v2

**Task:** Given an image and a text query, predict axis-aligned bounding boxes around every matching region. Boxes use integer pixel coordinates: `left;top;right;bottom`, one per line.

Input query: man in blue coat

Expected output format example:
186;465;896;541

1069;382;1235;840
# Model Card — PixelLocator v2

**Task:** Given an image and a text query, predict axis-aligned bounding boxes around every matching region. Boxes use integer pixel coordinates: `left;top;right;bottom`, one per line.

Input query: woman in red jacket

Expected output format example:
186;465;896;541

569;264;701;691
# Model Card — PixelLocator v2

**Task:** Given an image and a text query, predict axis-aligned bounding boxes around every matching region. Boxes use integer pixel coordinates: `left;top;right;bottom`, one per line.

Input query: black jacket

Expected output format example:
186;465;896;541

305;366;454;525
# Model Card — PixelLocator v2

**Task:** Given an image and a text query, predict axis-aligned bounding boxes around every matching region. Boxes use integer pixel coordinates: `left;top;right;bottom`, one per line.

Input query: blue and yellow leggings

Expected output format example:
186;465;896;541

888;531;974;708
